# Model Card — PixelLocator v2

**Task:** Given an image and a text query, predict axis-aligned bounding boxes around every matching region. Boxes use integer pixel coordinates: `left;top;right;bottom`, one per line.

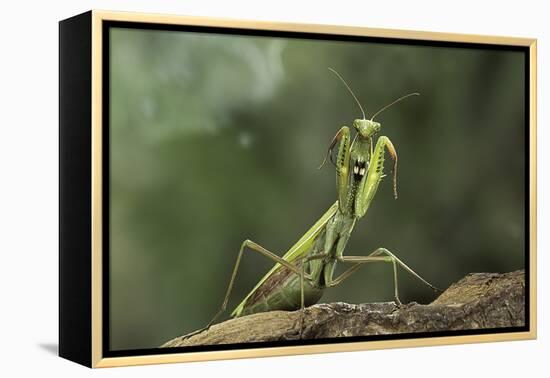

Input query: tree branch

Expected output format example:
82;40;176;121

161;270;525;347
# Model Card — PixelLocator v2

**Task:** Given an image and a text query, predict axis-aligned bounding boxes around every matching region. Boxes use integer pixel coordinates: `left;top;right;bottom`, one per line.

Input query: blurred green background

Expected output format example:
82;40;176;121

109;27;525;351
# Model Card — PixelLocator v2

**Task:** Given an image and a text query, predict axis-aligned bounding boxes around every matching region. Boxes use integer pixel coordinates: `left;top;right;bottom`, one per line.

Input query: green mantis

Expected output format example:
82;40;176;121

189;68;438;338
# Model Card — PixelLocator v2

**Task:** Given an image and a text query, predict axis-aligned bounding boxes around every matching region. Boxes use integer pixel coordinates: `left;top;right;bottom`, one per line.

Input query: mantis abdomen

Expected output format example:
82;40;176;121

235;228;329;317
237;260;324;316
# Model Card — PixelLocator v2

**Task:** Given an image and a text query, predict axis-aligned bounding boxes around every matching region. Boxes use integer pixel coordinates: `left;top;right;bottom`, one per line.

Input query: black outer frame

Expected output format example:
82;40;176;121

59;11;532;368
59;11;93;367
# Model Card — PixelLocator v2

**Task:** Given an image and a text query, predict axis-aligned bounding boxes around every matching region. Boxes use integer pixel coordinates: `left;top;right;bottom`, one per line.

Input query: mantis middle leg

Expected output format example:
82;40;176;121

326;248;439;306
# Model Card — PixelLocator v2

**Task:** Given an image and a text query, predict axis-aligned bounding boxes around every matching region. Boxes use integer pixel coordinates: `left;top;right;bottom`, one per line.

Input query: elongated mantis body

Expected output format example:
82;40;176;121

190;68;438;337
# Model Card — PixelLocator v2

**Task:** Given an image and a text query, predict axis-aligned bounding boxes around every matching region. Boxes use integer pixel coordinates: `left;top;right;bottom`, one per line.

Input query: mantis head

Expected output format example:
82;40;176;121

353;119;380;138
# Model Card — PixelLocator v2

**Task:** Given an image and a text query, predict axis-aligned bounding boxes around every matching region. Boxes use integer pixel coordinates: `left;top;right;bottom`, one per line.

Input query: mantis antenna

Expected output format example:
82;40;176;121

370;92;420;121
328;67;366;120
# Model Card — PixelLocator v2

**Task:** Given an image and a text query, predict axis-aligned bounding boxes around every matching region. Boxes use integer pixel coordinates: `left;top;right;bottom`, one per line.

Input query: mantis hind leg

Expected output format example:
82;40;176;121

298;256;306;338
182;240;314;340
327;248;440;306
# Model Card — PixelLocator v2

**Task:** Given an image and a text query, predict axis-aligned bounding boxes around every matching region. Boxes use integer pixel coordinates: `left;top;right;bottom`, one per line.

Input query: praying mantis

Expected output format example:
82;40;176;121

187;68;439;339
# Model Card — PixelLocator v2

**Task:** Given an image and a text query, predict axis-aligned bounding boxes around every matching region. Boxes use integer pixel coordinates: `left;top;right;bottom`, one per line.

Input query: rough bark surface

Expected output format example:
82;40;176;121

162;270;525;347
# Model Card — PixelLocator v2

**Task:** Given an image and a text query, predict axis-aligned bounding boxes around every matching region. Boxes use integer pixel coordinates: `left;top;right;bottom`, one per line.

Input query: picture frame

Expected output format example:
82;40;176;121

59;10;537;368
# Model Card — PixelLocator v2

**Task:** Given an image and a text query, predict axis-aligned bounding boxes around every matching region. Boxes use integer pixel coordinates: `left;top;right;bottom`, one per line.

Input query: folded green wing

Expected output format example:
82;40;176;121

231;201;338;317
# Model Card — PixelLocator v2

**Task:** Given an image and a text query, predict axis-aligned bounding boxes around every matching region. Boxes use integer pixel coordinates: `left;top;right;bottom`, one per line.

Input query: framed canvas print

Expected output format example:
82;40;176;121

59;10;537;368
